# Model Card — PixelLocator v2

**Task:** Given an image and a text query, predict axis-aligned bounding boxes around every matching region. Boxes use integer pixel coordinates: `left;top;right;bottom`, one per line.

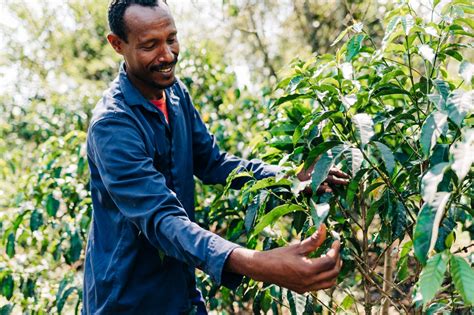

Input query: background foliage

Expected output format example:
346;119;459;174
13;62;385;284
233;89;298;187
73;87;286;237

0;0;472;314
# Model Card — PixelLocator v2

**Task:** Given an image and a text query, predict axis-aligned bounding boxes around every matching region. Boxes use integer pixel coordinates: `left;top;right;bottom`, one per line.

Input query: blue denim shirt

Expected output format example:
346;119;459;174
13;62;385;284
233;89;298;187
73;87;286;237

83;65;279;314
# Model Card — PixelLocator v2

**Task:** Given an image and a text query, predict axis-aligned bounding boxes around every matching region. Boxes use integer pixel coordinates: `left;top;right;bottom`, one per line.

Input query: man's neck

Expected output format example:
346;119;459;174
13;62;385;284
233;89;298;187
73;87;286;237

126;70;164;100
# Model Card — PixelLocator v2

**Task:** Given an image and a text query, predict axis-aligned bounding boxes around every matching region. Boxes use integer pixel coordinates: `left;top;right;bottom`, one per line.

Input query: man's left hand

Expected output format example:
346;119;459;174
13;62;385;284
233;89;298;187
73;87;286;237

297;163;350;195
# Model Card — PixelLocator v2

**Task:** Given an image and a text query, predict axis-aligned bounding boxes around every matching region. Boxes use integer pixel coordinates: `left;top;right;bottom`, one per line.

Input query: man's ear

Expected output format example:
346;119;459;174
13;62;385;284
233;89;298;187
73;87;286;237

107;33;125;55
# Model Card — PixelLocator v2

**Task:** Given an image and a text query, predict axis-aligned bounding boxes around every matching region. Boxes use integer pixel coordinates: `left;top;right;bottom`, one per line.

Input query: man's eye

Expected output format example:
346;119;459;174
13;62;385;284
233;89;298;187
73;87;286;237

167;38;176;44
142;44;155;50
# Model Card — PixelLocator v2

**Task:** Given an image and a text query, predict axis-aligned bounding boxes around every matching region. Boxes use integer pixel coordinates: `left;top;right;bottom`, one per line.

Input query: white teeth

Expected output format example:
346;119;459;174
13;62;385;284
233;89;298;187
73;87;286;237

157;67;172;73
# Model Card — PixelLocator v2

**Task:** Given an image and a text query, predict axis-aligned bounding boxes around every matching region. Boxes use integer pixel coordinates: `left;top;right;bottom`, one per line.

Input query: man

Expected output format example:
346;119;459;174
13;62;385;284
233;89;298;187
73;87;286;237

83;0;346;313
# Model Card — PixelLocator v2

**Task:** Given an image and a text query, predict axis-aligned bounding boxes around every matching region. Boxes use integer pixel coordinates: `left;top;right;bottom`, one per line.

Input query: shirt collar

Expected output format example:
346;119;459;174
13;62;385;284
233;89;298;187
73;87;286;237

118;62;179;111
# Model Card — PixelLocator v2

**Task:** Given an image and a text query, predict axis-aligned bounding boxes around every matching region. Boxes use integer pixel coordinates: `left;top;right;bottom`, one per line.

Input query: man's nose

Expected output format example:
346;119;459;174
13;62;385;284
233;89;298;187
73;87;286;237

157;45;174;63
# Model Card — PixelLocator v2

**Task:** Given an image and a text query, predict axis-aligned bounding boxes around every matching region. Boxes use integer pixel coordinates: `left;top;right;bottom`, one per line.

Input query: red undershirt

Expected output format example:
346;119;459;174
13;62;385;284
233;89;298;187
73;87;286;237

150;92;169;123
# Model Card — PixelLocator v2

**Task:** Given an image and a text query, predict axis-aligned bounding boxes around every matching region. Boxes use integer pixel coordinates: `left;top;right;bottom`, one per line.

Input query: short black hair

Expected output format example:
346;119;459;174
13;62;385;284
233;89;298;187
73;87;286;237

108;0;167;42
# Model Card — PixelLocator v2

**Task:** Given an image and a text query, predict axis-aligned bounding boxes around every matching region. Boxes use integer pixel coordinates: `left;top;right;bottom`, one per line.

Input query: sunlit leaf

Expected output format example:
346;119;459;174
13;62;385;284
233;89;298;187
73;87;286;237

252;204;305;236
419;252;448;306
309;199;330;228
353;113;374;148
287;289;306;315
450;255;474;305
445;90;474;127
345;147;364;175
420;111;448;156
459;60;474;83
421;162;449;203
401;15;414;35
450;129;474;181
311;144;347;191
419;44;436;64
414;192;450;264
245;191;268;232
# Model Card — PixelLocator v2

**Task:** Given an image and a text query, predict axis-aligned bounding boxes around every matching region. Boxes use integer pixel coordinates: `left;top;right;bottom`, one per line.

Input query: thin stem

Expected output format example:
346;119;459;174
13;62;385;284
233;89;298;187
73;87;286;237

359;149;417;224
360;182;372;315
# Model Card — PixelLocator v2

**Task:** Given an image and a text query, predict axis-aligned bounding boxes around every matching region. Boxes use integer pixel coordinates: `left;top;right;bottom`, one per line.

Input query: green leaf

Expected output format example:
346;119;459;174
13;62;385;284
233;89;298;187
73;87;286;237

306;140;343;167
413;193;451;264
419;252;448;306
401;15;414;35
248;177;291;193
443;49;463;62
252;204;305;236
445;90;474;127
450;129;474;181
30;209;44;231
1;274;14;300
341;295;355;310
420;112;449;157
57;287;77;314
331;24;353;47
346;168;370;206
459;60;473;83
65;232;82;265
287;290;306;315
450;255;474;305
309;199;330;229
391;201;408;241
382;16;400;43
434;79;450;101
344;147;364;175
260;290;272;313
373;84;411;97
421;162;449;203
353;113;374;148
6;233;15;258
373;141;395;175
245;191;268;232
273;93;312;107
46;193;60;217
311;144;347;191
345;34;365;61
0;304;14;315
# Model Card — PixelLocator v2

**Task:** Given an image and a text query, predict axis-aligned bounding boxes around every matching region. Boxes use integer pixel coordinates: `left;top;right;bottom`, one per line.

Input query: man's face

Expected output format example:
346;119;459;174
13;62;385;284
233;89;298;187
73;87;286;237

108;3;179;97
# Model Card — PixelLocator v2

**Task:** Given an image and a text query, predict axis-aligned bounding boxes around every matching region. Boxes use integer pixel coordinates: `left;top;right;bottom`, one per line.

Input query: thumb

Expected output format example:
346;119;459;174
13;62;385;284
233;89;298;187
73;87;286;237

299;224;327;255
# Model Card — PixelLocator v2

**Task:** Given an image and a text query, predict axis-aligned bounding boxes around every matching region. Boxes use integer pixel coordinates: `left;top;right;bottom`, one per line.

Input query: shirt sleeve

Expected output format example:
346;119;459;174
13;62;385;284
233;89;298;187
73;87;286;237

88;115;241;288
183;93;281;188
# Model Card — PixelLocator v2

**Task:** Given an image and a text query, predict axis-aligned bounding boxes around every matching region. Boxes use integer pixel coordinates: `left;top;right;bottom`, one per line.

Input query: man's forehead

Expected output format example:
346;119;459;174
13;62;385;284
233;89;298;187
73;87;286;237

124;2;173;26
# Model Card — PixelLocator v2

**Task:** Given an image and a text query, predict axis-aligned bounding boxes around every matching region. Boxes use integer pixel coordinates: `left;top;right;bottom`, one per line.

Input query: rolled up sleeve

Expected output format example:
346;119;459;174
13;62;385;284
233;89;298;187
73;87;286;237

88;115;241;287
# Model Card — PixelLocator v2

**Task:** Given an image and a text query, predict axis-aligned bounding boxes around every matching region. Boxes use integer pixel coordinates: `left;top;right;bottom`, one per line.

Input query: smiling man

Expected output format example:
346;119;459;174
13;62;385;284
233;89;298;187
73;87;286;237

83;0;344;314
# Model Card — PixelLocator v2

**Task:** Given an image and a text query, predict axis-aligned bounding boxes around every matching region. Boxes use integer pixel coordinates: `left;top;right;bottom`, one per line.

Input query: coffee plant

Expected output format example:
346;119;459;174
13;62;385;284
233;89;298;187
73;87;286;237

220;0;473;313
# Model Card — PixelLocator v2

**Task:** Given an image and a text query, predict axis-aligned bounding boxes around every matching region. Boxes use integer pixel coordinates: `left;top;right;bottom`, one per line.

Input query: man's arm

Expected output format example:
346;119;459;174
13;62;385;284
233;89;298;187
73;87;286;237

225;224;342;294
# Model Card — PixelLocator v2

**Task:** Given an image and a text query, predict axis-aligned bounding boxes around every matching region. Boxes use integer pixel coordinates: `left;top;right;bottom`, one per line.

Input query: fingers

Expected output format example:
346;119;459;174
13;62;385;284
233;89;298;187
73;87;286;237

328;167;350;179
316;182;333;194
293;241;342;293
326;174;350;185
299;224;327;255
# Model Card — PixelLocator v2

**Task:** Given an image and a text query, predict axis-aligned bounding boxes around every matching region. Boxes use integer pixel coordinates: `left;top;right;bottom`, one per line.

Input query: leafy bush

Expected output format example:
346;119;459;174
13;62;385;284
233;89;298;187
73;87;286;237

221;1;473;313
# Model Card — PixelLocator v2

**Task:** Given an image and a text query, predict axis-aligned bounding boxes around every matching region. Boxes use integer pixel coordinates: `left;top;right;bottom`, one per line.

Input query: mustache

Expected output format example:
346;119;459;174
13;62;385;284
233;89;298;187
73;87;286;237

150;58;178;71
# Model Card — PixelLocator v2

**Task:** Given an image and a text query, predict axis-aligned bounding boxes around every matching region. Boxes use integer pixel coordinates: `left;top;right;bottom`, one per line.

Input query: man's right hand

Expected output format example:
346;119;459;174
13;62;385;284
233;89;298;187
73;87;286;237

225;225;341;294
